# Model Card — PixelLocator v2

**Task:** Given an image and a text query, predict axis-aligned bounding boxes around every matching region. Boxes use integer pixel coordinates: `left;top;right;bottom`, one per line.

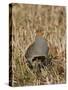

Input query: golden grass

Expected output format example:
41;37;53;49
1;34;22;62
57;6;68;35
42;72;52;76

9;3;66;86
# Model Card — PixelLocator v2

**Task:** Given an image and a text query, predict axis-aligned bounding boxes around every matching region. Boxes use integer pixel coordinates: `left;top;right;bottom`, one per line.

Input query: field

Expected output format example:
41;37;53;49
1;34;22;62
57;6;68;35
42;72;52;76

9;4;66;86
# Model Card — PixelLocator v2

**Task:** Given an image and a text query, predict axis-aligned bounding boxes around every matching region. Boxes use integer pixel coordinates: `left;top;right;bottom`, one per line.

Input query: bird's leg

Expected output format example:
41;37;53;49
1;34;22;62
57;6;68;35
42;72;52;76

27;60;33;70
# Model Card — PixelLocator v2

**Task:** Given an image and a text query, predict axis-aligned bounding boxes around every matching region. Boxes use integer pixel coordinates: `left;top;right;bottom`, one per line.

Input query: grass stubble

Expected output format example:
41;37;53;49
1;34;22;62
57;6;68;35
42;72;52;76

9;4;66;86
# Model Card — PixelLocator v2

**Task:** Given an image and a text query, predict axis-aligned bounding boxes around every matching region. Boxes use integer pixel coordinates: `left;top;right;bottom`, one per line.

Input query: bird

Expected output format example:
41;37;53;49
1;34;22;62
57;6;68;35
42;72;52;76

25;28;52;74
25;35;49;71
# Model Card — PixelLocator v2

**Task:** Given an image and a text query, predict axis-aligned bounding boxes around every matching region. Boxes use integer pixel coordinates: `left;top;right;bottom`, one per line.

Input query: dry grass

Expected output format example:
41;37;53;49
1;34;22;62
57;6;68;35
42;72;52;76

9;3;66;86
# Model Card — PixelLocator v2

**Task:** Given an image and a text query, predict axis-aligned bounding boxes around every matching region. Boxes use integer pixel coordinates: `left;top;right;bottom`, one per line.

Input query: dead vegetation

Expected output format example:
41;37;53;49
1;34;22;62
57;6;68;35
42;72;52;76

9;4;66;86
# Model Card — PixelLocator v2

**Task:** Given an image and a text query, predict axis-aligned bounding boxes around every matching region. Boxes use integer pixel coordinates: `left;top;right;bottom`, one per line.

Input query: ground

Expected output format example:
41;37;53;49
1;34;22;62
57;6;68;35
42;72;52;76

9;4;66;86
